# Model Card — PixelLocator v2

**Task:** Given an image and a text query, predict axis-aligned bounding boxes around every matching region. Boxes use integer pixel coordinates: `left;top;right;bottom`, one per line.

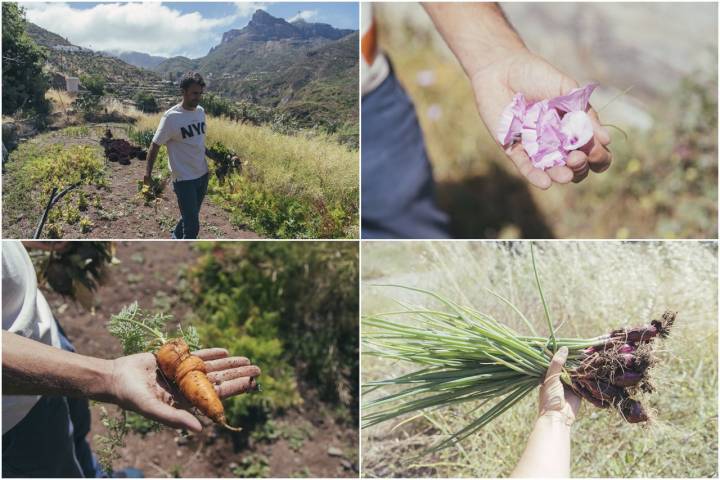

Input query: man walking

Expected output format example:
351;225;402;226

145;71;219;239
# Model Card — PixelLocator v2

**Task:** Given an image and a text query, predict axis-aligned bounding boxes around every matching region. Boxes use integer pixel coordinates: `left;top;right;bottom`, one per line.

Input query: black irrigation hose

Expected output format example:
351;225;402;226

33;182;82;239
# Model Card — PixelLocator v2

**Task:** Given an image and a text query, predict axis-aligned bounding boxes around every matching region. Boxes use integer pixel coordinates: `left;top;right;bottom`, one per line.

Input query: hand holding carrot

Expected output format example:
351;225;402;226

108;347;260;433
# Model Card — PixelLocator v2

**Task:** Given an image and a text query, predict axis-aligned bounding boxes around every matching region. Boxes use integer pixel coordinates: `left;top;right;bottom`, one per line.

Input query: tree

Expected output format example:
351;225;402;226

134;91;159;113
2;3;50;118
80;74;105;96
202;92;238;119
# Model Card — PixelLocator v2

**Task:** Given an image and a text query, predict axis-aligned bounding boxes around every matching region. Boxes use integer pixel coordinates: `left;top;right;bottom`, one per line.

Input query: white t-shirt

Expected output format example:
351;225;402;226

152;103;209;182
361;3;390;95
2;241;61;434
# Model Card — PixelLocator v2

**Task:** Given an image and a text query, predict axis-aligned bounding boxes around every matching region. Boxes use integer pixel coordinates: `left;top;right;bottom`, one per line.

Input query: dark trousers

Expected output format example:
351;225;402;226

172;172;209;239
361;66;450;239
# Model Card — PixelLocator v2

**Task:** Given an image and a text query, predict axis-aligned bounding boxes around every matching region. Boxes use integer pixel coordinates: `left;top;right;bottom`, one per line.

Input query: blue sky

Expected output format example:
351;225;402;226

22;2;358;58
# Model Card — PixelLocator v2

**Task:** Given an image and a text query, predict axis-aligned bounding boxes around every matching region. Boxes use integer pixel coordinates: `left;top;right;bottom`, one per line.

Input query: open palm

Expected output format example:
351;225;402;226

471;50;612;189
109;348;260;432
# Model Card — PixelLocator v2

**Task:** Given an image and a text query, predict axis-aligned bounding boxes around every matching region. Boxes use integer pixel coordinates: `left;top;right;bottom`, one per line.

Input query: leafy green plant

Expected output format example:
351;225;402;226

75;92;103;120
94;406;128;474
128;127;155;148
77;191;89;211
2;3;50;118
137;177;165;206
108;302;201;355
80;74;105;96
134;91;159;113
184;242;358;429
232;454;270;478
61;125;91;138
125;411;161;436
33;241;112;308
202;92;239;119
79;216;94;233
62;205;80;225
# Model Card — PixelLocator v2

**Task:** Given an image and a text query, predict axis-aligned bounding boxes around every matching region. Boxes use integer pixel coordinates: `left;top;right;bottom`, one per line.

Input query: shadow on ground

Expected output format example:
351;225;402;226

436;163;554;239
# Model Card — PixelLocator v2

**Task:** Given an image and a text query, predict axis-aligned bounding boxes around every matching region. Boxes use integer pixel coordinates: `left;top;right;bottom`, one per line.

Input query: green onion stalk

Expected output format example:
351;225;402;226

362;245;676;455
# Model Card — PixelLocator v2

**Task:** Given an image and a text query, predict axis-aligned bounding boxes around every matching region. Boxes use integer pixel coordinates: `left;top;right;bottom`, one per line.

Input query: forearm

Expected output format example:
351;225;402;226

511;412;572;478
423;2;527;78
2;331;113;402
145;143;160;177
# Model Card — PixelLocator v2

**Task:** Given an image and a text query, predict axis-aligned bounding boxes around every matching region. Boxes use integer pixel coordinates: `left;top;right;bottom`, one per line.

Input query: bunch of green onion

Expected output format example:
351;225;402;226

362;246;673;455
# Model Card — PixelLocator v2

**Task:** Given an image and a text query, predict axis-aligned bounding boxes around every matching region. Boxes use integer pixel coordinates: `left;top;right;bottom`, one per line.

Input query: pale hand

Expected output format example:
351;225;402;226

107;348;261;432
539;346;581;423
471;50;612;189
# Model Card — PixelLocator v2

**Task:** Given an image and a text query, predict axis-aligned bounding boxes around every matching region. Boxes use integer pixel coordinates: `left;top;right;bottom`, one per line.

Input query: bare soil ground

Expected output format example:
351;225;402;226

42;242;357;478
3;126;259;240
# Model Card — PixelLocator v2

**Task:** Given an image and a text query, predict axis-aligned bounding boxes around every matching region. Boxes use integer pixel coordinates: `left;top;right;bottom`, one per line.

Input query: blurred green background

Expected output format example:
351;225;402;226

372;2;717;239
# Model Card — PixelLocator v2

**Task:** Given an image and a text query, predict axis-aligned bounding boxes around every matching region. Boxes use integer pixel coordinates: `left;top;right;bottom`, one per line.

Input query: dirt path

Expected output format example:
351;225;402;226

43;242;357;478
3;126;259;239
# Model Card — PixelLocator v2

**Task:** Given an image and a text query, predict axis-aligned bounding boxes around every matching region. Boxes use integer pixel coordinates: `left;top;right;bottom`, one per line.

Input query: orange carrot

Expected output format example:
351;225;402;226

156;338;242;432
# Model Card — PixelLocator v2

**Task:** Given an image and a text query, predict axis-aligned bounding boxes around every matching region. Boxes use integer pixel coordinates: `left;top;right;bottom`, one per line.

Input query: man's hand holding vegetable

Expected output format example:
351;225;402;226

423;3;612;190
2;332;260;432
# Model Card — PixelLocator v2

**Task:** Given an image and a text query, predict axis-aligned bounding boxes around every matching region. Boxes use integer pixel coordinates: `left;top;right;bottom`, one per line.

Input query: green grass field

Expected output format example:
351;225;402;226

361;241;718;477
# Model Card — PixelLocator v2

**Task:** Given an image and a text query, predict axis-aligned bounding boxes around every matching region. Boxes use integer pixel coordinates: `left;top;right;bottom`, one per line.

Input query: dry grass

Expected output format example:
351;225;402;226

45;88;76;113
361;241;718;477
135;112;359;237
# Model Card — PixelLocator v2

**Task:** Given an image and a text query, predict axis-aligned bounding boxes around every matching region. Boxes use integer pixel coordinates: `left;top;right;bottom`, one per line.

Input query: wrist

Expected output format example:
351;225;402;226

468;47;530;87
538;409;575;427
87;357;117;403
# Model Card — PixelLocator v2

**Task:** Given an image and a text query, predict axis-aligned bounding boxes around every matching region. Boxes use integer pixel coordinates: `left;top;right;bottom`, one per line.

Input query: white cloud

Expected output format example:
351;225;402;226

233;2;267;18
21;2;237;58
287;9;318;23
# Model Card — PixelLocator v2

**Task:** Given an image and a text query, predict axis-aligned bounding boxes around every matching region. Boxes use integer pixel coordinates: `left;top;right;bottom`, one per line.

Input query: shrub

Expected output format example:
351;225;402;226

1;3;50;118
75;92;103;120
3;142;104;236
202;92;238;119
128;127;155;148
133;91;158;113
182;242;359;426
80;74;105;96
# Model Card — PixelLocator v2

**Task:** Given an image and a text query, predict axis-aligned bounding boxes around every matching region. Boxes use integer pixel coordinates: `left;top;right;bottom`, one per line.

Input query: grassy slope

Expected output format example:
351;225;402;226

361;242;718;477
155;33;359;130
134;112;358;237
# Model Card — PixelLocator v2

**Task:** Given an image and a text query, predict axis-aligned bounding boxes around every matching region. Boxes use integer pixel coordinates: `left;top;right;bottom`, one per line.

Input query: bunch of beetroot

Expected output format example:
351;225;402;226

567;310;676;423
100;129;146;165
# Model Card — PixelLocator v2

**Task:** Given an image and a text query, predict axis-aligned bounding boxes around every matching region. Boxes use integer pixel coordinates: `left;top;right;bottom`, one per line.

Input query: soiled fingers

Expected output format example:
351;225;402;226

207;366;261;384
587;141;612;173
203;356;252;372
215;376;259;399
566;151;590;183
192;348;229;361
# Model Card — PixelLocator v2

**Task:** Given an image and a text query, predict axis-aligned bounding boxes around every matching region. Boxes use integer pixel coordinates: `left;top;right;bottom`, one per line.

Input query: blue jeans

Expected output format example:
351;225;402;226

361;66;450;239
2;329;105;478
172;173;209;239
